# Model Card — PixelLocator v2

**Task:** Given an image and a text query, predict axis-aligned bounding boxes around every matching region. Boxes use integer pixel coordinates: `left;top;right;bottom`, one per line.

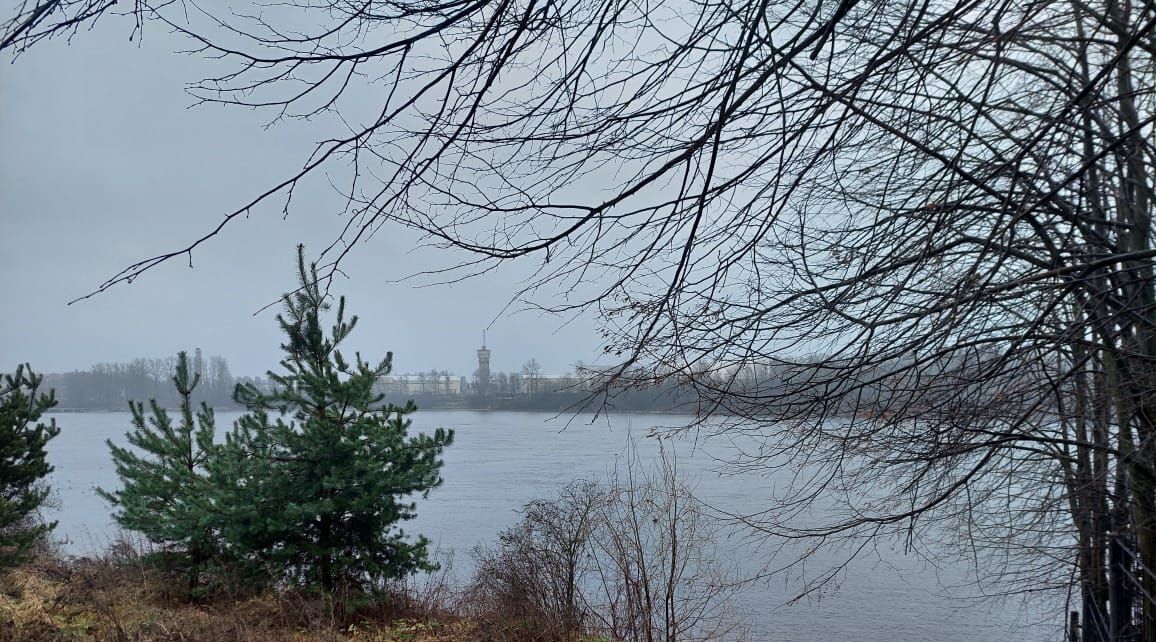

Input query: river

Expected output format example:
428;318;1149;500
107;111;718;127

44;410;1058;641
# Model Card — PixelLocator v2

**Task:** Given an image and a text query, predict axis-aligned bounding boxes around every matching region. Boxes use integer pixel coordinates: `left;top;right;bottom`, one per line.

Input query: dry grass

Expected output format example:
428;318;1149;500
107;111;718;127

0;555;476;642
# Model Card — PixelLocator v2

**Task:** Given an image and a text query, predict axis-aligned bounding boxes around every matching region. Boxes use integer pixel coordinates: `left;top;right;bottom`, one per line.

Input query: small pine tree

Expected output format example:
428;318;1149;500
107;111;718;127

0;364;59;569
216;246;454;591
98;352;218;596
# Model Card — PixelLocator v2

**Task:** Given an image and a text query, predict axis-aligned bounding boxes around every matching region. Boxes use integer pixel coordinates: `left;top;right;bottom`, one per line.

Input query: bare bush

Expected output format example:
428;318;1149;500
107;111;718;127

469;479;605;639
588;443;747;642
386;548;461;621
470;442;746;642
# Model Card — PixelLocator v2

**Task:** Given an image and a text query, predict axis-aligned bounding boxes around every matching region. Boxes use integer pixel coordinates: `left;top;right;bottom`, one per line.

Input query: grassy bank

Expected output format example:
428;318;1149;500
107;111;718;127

1;558;452;642
0;550;569;642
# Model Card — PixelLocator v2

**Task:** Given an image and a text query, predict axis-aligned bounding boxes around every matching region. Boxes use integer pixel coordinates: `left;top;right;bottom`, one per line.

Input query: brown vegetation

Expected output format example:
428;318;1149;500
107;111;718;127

467;447;747;642
0;552;472;642
0;529;630;642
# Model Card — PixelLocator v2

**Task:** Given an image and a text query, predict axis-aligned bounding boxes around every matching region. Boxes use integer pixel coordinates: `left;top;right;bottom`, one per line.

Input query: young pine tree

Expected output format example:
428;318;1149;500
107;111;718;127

216;246;453;591
0;365;59;569
98;352;219;596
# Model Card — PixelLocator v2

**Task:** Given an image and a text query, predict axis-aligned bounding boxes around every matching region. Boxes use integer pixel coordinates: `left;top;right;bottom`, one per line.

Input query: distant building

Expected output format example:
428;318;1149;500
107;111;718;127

378;373;463;396
476;334;492;396
522;373;591;395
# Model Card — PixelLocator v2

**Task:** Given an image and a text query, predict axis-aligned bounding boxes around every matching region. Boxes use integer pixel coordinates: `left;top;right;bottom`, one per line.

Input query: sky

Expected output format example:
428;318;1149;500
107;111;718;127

0;15;602;378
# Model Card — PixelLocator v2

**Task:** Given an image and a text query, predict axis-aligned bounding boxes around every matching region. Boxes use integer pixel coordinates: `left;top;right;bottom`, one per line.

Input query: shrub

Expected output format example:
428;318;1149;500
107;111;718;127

0;365;59;570
211;246;454;591
98;352;219;598
469;442;748;642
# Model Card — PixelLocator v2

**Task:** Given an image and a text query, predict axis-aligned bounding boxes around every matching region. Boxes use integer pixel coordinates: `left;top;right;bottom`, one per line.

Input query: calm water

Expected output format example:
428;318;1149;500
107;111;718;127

45;410;1057;641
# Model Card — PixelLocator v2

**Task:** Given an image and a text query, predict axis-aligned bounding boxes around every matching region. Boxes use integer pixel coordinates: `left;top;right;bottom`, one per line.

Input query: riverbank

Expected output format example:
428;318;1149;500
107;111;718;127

0;556;432;642
0;550;594;642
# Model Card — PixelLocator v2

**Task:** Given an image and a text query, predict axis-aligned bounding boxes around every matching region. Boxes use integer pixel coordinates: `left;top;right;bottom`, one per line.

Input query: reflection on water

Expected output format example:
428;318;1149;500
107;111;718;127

45;410;1056;641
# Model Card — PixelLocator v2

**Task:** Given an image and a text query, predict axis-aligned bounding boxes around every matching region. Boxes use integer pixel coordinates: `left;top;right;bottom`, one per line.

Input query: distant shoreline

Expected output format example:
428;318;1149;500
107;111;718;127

47;406;697;416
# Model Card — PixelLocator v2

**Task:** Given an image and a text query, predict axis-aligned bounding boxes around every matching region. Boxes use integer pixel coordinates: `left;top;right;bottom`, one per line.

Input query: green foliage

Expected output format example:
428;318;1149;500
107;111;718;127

0;364;60;568
214;245;454;591
98;352;219;596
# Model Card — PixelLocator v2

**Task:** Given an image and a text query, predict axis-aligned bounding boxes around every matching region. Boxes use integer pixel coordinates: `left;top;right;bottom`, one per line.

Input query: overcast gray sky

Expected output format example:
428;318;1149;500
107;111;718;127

0;16;601;378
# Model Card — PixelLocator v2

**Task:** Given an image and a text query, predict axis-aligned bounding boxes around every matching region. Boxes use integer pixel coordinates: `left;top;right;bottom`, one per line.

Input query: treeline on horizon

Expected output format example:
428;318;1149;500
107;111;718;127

42;352;251;411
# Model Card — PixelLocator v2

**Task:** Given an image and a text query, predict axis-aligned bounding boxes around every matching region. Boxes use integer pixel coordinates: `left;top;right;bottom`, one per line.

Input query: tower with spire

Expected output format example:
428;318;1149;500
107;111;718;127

476;331;492;395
